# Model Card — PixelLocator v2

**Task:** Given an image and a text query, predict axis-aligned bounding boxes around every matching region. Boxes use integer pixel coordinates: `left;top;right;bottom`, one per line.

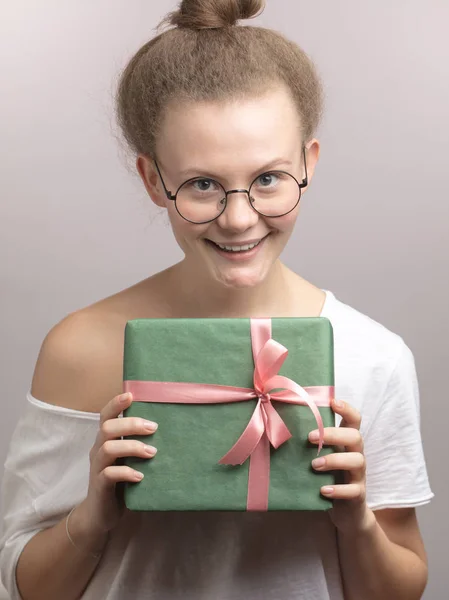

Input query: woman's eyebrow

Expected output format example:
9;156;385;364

178;158;293;180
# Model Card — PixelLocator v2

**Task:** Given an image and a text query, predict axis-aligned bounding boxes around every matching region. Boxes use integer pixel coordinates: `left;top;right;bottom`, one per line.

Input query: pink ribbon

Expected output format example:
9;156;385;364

123;318;334;511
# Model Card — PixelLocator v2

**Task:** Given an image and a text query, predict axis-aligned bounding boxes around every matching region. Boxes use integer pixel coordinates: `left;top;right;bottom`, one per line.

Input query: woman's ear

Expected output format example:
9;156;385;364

136;155;167;208
302;138;320;193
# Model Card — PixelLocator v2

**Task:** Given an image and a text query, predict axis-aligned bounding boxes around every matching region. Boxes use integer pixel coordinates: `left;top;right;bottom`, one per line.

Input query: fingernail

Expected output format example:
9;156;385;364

334;398;343;408
120;393;131;403
144;445;157;456
312;457;325;468
143;420;158;432
321;487;334;495
133;471;144;480
309;430;319;441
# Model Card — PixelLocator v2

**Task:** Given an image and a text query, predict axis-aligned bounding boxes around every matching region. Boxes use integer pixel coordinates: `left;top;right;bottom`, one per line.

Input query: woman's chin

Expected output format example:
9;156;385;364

213;265;269;290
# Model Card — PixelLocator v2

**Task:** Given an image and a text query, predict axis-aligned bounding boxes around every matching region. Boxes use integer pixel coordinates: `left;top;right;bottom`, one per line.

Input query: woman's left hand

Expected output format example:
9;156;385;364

308;396;376;535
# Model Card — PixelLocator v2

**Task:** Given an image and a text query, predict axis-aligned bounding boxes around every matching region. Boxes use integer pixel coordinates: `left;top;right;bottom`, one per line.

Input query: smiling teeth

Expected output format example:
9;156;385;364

216;241;260;252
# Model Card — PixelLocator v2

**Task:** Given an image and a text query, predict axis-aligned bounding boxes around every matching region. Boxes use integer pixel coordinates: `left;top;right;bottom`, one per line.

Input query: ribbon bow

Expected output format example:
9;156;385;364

219;335;325;467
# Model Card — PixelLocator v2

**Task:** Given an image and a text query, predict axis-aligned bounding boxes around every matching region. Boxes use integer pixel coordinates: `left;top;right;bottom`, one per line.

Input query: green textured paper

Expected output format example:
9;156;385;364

123;318;336;512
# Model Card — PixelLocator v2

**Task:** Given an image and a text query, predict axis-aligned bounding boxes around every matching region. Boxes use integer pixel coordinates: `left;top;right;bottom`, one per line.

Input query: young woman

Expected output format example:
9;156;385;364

0;1;433;599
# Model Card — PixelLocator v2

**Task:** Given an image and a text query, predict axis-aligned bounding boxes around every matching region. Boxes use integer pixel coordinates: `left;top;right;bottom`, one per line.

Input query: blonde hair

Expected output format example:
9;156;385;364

115;0;324;160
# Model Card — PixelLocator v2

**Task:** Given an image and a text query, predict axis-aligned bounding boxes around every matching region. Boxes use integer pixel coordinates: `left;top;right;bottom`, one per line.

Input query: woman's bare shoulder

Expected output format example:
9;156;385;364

30;282;160;414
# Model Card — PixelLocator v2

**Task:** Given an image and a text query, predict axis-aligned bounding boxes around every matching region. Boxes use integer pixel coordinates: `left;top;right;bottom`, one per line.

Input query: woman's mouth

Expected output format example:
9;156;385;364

205;234;270;261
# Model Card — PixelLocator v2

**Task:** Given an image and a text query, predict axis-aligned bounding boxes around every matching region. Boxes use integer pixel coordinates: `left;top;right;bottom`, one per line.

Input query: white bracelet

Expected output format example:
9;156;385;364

65;507;104;560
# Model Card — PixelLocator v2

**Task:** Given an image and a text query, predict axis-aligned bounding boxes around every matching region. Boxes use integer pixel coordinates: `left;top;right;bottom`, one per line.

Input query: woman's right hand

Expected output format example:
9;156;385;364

72;392;158;541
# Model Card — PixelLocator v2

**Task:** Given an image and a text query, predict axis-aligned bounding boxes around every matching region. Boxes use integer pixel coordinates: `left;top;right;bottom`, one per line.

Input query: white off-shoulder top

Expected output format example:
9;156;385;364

0;291;434;599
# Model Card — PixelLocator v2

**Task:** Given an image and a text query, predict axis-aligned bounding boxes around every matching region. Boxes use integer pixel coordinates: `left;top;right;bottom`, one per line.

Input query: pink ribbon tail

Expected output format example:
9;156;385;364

268;375;325;455
218;397;266;466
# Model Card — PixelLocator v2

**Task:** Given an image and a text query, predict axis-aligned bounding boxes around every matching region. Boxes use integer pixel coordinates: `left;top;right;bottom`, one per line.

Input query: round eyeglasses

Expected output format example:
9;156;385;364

153;146;308;225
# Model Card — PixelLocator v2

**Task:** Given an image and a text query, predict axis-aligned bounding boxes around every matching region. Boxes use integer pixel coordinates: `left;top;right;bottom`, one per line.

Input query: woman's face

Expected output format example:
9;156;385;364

137;86;320;289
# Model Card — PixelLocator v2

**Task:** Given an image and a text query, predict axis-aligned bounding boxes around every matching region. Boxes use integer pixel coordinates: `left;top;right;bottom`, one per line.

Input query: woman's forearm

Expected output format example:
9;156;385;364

16;501;108;600
337;511;428;600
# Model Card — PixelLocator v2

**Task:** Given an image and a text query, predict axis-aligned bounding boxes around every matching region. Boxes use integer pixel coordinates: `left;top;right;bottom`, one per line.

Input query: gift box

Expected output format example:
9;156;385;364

122;317;336;512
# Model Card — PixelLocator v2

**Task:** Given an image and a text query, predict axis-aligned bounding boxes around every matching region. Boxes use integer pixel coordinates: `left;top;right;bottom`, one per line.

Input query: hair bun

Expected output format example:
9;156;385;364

162;0;265;30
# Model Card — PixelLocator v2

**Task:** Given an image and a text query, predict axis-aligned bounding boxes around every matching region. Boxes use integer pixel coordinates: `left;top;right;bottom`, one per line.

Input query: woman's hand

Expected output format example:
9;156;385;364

72;392;158;541
308;397;376;535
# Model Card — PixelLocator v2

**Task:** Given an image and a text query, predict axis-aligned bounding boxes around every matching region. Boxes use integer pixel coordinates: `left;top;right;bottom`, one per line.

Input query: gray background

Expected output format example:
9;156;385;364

1;1;447;598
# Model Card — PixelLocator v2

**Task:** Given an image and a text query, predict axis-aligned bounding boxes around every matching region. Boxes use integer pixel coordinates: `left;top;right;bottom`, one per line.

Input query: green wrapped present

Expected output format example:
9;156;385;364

122;317;336;512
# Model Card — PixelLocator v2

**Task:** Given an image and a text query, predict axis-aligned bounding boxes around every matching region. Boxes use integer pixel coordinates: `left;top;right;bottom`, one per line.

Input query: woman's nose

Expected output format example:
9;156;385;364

215;191;259;232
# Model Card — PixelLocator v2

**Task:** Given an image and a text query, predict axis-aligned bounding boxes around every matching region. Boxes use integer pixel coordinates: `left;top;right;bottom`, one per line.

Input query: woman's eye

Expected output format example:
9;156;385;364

257;173;279;187
192;179;216;192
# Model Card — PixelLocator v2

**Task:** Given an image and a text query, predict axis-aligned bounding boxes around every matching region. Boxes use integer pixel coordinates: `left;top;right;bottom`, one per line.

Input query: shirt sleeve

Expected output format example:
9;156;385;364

0;395;98;600
363;340;434;510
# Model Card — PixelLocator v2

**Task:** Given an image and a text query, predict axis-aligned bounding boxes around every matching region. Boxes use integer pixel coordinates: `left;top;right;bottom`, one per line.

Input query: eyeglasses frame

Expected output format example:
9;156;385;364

153;145;308;225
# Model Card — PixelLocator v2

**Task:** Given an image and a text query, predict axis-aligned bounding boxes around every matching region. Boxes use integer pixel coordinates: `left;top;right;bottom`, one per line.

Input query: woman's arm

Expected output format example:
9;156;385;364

337;507;428;600
16;501;108;600
10;311;156;600
13;315;111;600
309;393;430;600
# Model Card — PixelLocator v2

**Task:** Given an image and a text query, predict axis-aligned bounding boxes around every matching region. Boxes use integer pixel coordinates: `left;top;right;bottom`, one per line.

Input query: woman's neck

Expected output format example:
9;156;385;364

159;259;306;318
